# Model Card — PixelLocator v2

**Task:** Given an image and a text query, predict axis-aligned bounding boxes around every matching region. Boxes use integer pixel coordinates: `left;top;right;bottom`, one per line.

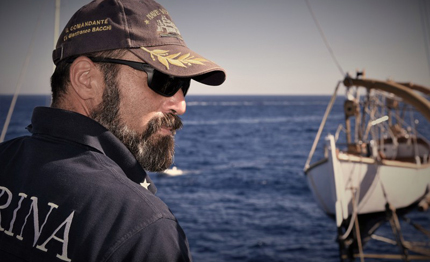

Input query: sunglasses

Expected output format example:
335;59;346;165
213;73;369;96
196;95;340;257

87;57;190;97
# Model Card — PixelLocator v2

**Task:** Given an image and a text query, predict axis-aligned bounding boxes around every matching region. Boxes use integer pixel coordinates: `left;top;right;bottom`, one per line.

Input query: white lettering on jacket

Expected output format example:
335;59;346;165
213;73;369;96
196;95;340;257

0;186;74;262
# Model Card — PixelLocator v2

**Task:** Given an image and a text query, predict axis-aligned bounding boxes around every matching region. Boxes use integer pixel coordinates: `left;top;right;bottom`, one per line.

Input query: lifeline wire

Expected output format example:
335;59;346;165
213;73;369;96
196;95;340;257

305;0;345;77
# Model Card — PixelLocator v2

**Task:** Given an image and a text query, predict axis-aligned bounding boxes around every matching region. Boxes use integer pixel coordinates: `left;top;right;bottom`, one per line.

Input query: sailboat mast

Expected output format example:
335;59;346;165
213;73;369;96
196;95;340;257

53;0;61;70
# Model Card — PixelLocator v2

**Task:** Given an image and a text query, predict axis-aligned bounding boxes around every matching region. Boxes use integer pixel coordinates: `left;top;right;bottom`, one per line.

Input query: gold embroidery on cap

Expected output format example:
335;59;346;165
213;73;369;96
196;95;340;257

144;9;182;40
63;18;112;41
156;16;181;38
140;47;208;70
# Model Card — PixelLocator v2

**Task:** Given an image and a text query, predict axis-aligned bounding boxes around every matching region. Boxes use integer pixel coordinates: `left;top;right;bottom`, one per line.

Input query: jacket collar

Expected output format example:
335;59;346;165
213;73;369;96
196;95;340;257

27;107;157;194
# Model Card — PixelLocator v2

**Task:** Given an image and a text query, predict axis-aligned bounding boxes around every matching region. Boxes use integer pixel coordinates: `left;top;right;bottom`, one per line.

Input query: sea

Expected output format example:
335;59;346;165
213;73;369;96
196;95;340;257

1;95;429;262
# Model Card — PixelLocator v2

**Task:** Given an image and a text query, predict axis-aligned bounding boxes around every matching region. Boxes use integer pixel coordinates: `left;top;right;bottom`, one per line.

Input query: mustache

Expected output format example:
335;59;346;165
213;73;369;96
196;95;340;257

143;113;183;140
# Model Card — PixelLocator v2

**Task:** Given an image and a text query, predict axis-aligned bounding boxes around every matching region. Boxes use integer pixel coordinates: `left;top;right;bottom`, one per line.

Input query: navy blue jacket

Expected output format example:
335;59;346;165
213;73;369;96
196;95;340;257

0;107;192;262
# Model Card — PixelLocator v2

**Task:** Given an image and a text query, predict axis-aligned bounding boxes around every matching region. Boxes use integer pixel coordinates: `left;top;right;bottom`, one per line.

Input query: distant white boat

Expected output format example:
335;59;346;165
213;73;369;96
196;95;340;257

159;166;184;176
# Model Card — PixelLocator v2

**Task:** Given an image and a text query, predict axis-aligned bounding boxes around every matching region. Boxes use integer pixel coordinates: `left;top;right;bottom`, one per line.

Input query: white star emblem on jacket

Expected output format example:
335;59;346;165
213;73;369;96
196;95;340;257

140;179;151;190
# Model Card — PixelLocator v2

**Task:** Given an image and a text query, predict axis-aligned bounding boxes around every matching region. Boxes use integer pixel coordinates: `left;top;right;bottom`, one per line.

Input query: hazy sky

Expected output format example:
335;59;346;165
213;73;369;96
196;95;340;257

0;0;429;95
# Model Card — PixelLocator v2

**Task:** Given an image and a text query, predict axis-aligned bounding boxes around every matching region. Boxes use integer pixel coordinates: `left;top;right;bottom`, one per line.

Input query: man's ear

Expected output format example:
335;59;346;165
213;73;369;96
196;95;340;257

69;56;104;100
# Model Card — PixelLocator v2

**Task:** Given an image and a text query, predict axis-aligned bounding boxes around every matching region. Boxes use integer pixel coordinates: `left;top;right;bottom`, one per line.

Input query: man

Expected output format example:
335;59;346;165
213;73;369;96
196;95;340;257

0;0;225;261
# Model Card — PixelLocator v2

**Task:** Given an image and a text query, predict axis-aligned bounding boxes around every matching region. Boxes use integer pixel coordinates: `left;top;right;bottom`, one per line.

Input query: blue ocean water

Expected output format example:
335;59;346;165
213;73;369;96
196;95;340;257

1;95;429;262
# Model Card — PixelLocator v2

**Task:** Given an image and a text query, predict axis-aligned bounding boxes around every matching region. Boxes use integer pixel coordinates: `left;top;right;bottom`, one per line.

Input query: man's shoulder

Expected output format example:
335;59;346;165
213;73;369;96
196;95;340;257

0;133;173;222
0;135;30;151
0;136;179;261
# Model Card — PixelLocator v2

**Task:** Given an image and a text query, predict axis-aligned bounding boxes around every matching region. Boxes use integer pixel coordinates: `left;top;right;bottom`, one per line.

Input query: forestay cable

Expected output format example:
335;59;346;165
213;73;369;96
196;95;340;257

305;0;345;76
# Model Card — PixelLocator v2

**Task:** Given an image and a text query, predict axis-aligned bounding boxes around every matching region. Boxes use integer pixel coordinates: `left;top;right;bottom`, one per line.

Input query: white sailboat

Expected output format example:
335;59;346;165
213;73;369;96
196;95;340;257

304;73;430;260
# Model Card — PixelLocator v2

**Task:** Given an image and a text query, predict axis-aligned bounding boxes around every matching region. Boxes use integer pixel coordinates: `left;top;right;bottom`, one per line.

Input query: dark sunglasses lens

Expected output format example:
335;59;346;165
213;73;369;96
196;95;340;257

151;70;190;97
181;80;190;96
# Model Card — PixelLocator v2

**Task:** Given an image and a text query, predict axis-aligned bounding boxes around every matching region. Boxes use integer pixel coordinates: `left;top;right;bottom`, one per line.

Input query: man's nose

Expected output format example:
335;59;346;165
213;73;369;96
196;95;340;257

166;89;186;115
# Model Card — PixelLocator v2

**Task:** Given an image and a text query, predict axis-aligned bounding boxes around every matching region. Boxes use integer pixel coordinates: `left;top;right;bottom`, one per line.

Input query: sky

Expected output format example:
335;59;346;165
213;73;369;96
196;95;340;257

0;0;429;95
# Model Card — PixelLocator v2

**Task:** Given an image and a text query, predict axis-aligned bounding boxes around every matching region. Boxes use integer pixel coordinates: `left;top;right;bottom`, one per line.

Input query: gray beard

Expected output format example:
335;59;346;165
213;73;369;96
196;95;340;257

89;82;182;172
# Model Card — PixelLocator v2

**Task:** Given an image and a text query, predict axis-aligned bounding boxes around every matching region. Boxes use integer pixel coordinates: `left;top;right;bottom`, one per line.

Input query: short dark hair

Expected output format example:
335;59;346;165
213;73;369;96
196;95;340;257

50;49;128;107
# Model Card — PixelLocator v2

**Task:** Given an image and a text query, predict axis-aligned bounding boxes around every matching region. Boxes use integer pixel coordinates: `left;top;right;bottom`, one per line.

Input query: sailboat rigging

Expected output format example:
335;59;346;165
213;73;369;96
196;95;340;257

0;0;60;143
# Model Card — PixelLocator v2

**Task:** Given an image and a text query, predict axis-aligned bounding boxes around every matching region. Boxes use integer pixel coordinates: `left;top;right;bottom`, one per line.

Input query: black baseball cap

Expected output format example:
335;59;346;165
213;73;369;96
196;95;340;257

53;0;226;86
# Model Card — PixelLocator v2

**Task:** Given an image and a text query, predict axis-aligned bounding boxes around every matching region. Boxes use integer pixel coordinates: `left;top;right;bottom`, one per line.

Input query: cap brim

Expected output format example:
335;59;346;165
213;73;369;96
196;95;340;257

129;46;226;86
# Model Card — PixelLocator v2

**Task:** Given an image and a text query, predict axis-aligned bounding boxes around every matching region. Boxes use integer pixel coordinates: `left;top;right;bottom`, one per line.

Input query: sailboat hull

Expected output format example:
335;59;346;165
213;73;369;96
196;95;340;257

305;135;430;218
